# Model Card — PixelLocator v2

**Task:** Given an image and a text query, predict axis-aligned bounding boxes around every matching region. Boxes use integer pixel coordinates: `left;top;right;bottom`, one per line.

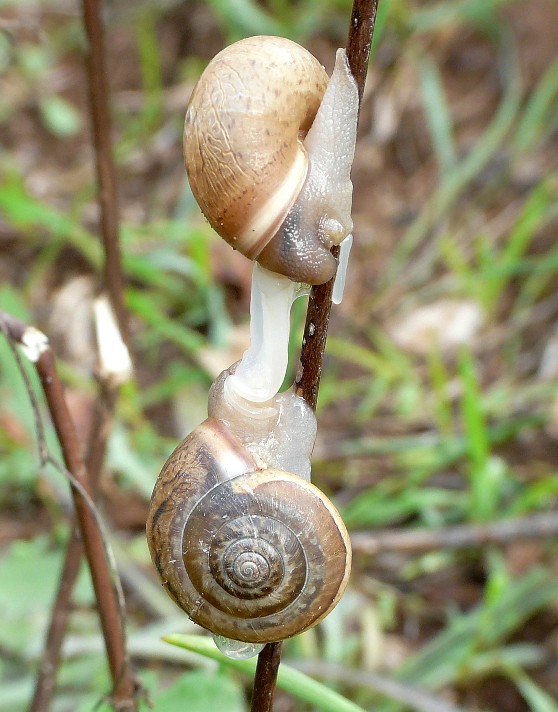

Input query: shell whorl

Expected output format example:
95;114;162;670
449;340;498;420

183;35;328;261
146;419;351;644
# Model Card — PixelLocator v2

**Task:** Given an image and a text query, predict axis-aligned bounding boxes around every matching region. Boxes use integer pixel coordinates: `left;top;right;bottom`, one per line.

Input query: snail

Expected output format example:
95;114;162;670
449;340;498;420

146;369;351;644
184;35;358;285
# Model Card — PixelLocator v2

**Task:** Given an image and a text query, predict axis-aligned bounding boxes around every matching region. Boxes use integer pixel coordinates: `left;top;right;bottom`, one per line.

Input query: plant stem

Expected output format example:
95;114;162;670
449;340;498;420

351;511;558;555
250;641;284;712
251;3;379;710
38;350;136;709
30;385;120;712
0;313;137;710
82;0;129;345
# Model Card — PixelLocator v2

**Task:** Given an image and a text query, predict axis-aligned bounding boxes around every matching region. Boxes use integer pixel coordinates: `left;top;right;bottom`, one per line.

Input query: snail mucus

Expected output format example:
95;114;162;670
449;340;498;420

147;35;358;658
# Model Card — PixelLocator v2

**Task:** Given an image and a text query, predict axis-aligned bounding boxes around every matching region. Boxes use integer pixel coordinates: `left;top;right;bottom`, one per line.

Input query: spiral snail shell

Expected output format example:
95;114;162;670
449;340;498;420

184;35;358;284
146;376;351;644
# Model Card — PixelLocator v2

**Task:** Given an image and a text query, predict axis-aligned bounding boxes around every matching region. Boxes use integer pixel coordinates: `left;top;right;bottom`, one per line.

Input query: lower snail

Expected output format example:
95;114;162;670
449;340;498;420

147;371;351;644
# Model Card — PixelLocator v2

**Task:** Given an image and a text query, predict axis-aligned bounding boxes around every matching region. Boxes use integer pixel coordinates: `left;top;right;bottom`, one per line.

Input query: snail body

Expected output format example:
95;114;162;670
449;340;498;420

147;377;351;644
184;36;358;284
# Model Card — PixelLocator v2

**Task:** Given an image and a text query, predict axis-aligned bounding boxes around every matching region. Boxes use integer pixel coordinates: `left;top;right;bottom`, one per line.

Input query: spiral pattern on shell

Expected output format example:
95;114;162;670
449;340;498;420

146;420;351;644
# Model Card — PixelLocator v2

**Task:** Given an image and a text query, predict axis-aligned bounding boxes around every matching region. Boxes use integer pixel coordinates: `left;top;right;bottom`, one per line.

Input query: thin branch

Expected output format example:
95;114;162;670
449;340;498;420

251;3;380;710
30;385;120;712
295;0;378;408
0;313;137;711
250;642;283;712
30;527;83;712
82;0;129;345
350;511;558;556
346;0;379;105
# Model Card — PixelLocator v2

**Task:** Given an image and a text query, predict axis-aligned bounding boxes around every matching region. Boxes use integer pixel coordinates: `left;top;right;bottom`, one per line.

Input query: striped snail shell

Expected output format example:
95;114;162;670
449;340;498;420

146;418;351;644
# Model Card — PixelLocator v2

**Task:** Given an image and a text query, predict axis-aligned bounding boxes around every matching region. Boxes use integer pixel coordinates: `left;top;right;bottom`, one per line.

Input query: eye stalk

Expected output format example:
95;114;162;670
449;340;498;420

256;48;358;284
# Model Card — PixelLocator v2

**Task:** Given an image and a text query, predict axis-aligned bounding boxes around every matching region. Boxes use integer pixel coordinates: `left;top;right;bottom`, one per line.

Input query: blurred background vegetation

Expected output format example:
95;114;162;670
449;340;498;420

1;0;558;710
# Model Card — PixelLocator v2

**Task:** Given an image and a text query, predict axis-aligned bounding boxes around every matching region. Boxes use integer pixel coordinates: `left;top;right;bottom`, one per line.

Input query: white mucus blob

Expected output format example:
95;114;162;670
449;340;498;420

212;633;264;660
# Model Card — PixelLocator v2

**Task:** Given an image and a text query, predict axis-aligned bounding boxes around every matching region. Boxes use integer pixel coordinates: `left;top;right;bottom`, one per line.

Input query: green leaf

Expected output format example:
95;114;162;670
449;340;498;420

164;634;366;712
514;55;558;153
511;669;558;712
394;568;558;689
0;539;61;652
154;670;246;712
0;172;101;268
419;56;456;175
39;95;82;137
106;423;163;499
206;0;284;42
385;28;522;284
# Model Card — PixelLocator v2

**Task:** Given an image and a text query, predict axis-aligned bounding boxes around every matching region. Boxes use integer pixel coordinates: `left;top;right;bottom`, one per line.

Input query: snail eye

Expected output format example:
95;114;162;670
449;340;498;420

321;217;346;248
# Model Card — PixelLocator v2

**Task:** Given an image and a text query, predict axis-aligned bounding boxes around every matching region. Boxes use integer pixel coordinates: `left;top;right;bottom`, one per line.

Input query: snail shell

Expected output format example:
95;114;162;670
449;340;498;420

146;418;351;644
184;36;358;285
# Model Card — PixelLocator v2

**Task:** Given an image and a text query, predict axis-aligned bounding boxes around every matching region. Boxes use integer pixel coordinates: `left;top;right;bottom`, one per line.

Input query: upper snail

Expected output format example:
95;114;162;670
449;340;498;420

184;36;359;285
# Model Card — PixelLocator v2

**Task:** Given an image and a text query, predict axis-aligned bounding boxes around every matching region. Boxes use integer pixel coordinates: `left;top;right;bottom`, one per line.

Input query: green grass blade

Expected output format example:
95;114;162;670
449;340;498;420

0;172;102;269
458;349;492;520
514;55;558;154
509;668;558;712
411;0;514;35
134;6;164;130
127;289;205;354
371;0;390;57
483;181;554;311
385;29;522;285
419;56;456;175
206;0;284;41
394;568;558;688
164;634;366;712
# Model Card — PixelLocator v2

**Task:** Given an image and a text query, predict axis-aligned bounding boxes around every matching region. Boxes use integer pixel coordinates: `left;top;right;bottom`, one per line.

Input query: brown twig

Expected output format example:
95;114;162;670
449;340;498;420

250;3;379;710
30;527;84;712
250;641;284;712
0;313;137;710
350;511;558;556
30;385;120;712
295;0;378;408
82;0;129;345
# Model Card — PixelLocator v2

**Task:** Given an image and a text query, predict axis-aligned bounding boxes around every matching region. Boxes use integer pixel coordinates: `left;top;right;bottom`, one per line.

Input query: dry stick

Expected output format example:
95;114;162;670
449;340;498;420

36;361;133;711
250;3;379;710
30;386;120;712
82;0;129;345
350;511;558;556
30;534;88;712
0;314;137;711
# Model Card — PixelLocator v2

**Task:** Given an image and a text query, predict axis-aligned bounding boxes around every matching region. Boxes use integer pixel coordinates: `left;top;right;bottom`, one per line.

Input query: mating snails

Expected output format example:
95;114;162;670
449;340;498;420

147;371;351;644
148;36;357;648
184;35;358;285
